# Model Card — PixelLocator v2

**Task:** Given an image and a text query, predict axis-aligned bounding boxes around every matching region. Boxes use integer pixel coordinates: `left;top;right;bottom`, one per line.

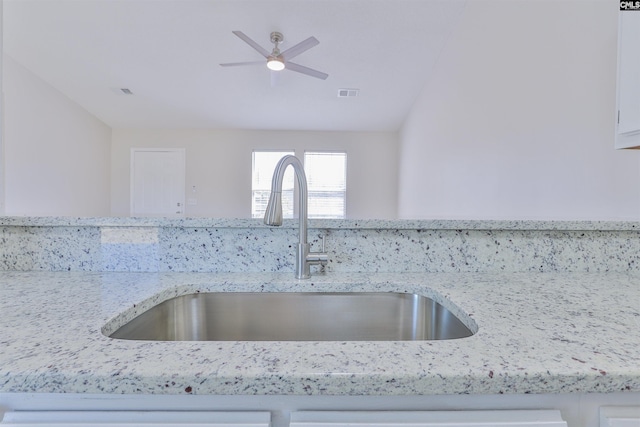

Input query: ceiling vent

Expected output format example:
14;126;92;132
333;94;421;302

337;88;359;98
111;87;134;95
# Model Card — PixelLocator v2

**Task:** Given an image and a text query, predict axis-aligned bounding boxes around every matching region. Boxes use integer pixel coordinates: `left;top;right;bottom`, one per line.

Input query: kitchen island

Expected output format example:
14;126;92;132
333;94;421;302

0;219;638;426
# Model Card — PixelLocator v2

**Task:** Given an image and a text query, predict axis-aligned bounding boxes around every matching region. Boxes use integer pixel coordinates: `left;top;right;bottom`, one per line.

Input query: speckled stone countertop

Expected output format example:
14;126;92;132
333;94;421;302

1;216;638;230
0;271;638;396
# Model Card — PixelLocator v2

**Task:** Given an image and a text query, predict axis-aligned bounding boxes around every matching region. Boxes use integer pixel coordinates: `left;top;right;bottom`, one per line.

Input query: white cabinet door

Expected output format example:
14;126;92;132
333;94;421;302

0;410;270;427
290;410;567;427
616;11;640;149
600;407;640;427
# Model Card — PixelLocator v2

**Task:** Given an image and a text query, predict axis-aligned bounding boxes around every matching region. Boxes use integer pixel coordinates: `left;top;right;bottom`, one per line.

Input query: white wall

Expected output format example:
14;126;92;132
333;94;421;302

111;129;398;219
6;0;640;221
3;55;111;216
2;52;397;220
399;0;640;220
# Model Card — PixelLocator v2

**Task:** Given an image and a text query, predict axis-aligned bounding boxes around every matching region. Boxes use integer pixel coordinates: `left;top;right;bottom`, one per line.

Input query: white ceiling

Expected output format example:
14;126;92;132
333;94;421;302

3;0;467;132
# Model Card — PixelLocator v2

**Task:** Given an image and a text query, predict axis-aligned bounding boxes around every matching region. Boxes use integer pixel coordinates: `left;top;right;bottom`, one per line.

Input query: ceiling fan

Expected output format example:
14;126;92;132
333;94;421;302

220;31;329;80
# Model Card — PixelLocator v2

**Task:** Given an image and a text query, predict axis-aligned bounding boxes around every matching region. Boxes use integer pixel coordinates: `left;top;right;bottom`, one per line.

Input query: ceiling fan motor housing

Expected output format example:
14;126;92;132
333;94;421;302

270;32;284;45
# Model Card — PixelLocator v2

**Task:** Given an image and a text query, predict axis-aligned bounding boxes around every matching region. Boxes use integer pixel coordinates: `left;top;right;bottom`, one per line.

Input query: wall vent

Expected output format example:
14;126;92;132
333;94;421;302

337;88;359;98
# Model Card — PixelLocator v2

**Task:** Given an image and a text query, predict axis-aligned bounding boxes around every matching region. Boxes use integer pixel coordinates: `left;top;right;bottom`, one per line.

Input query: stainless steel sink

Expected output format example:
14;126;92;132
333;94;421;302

109;292;474;341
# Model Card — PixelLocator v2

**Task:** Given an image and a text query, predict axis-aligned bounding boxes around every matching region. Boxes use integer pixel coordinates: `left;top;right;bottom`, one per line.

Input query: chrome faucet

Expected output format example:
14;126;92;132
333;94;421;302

264;155;328;279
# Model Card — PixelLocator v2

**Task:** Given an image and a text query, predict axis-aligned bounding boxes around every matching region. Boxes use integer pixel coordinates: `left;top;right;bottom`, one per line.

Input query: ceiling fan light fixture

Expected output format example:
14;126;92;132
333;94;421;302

267;56;285;71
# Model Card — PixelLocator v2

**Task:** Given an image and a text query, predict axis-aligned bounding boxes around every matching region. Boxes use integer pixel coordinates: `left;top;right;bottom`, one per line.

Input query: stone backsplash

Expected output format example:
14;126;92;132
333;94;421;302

0;218;637;273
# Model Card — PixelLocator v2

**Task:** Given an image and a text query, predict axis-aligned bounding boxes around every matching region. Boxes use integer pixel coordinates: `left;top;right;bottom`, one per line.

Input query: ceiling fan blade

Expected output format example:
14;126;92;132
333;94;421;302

232;30;270;58
280;36;319;61
286;62;328;80
220;61;264;67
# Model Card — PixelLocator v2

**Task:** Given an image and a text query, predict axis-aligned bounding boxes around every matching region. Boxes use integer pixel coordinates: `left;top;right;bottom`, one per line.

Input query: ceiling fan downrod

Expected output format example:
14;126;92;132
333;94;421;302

270;31;284;51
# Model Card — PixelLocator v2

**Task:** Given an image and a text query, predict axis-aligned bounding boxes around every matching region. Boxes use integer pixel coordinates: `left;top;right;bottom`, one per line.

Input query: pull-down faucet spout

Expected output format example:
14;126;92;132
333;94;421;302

264;155;328;279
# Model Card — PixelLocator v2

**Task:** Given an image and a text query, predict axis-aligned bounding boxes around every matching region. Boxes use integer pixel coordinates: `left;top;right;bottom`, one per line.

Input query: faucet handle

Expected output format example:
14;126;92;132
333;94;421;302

315;234;328;273
306;234;328;272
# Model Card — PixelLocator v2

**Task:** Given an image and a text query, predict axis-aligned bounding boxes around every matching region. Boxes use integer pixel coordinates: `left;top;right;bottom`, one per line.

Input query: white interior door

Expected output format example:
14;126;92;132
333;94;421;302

130;148;185;217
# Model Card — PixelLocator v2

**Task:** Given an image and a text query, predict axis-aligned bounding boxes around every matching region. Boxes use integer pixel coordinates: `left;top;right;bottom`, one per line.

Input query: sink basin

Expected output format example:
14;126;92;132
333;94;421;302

108;292;474;341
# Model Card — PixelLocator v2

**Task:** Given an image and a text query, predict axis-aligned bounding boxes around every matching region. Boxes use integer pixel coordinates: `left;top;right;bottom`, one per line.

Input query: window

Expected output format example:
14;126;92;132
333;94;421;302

251;151;294;219
251;150;347;219
304;151;347;219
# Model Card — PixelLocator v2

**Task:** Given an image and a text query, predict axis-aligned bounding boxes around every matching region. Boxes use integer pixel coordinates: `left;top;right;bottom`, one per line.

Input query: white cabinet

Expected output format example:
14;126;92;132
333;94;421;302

4;393;640;427
0;410;271;427
290;410;567;427
616;11;640;149
600;407;640;427
0;409;570;427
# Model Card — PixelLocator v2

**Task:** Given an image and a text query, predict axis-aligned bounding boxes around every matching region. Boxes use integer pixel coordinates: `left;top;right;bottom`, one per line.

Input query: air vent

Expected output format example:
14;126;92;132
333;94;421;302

337;88;359;98
111;87;134;96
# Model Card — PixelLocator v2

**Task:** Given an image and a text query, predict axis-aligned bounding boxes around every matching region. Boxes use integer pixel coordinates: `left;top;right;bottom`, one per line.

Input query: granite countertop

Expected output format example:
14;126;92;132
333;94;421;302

1;216;639;231
0;271;638;396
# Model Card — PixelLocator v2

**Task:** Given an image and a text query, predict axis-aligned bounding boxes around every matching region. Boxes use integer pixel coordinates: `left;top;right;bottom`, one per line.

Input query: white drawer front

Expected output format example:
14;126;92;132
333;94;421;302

0;410;271;427
290;410;567;427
